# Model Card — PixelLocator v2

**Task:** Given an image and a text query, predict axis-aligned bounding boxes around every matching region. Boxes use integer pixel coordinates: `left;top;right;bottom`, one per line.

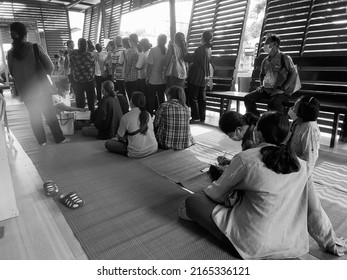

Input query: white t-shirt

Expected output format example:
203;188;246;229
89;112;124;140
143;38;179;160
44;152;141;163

52;92;71;107
147;46;167;85
117;108;158;158
94;51;108;76
136;49;150;79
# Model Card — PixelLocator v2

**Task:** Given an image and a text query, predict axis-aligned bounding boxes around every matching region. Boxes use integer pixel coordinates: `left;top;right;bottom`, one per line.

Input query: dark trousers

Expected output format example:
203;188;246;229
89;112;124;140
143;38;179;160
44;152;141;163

244;87;289;115
24;94;65;144
147;83;166;116
166;76;186;90
187;83;206;122
95;75;102;102
125;80;138;101
67;74;77;94
74;80;95;112
114;80;126;97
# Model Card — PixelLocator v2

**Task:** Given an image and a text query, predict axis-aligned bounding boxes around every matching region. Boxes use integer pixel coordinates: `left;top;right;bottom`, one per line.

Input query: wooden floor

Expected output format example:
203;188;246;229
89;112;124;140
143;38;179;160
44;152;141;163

1;91;346;260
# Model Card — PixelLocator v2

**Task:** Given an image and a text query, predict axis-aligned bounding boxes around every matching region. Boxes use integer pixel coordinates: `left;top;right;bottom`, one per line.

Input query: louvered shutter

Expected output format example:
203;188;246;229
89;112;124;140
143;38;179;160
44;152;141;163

0;0;70;59
187;0;249;93
302;0;347;56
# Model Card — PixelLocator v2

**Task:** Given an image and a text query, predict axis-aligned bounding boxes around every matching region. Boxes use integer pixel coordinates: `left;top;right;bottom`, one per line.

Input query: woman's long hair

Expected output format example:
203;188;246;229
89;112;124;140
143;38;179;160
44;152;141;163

174;32;188;59
102;80;116;98
131;91;149;135
257;112;300;174
219;111;258;134
10;22;27;60
166;86;186;106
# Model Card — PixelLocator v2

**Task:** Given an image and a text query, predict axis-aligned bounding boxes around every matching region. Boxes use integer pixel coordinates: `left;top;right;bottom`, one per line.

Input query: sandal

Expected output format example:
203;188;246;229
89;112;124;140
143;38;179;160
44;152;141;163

60;192;85;209
43;180;59;196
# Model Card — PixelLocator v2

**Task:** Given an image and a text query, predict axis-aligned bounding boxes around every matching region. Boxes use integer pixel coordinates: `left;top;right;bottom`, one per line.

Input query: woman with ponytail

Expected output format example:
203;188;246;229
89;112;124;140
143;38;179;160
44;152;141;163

105;91;158;158
82;80;124;140
180;111;347;259
163;32;188;89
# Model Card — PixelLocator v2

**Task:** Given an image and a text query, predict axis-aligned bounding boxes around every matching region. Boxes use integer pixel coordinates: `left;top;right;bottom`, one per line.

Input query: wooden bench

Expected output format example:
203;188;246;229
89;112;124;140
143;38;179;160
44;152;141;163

206;55;347;148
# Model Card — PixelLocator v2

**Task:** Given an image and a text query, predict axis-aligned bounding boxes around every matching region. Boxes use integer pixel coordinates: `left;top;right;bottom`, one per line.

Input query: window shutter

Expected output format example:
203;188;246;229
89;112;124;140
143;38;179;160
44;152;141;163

260;0;312;56
0;0;70;59
302;0;347;56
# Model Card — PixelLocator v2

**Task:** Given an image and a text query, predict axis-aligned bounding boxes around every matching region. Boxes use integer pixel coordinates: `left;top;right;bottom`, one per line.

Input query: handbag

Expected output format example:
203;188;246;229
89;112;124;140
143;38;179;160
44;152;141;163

165;55;175;77
33;44;54;91
276;53;301;95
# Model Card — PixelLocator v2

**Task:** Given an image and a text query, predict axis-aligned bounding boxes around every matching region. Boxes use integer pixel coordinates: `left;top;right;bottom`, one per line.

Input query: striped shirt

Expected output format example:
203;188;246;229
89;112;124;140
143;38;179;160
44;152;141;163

154;100;195;150
186;44;211;87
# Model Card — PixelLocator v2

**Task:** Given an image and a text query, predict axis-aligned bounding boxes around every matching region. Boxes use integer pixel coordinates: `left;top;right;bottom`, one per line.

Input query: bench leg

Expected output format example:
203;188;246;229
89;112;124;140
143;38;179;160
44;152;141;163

220;97;225;116
330;113;339;148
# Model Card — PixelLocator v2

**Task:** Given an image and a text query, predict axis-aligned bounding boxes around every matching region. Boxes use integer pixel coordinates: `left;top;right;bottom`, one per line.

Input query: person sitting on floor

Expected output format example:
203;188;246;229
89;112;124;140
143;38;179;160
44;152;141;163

209;111;259;181
288;95;320;171
105;91;158;158
179;111;347;259
53;78;86;114
154;85;195;150
216;111;259;166
82;80;123;140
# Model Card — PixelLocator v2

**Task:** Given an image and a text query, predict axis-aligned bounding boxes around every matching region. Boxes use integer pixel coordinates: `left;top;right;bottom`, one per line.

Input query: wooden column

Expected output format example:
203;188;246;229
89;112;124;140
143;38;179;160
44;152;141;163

100;0;108;39
169;0;176;42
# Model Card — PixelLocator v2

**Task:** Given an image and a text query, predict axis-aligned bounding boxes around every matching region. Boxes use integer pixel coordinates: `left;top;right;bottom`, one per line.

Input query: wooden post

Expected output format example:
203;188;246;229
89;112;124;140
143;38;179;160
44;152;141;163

231;0;252;91
100;0;108;40
169;0;176;42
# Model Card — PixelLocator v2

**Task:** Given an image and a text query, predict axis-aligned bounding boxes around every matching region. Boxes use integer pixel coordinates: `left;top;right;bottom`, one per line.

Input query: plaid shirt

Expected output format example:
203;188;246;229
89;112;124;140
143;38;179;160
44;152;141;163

154;100;195;150
70;50;95;82
124;47;139;82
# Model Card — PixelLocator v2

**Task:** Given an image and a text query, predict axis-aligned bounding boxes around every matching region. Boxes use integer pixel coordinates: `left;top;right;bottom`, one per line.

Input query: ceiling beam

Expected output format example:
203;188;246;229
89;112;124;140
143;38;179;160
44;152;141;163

67;0;85;9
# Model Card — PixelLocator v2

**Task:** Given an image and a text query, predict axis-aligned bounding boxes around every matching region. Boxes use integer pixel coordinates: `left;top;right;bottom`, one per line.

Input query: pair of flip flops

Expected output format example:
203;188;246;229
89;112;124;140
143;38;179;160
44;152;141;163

43;180;85;209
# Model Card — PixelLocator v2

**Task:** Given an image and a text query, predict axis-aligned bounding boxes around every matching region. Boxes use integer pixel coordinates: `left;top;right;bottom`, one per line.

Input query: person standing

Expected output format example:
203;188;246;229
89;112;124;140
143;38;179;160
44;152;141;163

124;34;139;101
94;43;108;102
185;30;213;123
70;38;96;113
111;36;127;97
146;34;168;116
64;39;76;95
244;33;297;115
136;38;152;98
163;32;188;89
7;22;68;145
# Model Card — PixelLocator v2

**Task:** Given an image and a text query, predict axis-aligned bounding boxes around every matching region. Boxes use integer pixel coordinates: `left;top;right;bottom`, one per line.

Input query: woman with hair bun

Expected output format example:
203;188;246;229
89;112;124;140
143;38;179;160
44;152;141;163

105;91;158;158
82;80;123;140
180;111;347;259
288;95;321;171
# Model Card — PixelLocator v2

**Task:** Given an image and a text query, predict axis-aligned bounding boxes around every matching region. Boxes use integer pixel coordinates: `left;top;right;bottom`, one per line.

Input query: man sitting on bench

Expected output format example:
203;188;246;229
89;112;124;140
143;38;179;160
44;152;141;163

244;34;297;115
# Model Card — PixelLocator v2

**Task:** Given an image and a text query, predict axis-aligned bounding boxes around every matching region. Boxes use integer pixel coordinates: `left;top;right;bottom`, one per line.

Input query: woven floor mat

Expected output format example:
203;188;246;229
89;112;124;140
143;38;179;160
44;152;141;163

6;103;237;260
